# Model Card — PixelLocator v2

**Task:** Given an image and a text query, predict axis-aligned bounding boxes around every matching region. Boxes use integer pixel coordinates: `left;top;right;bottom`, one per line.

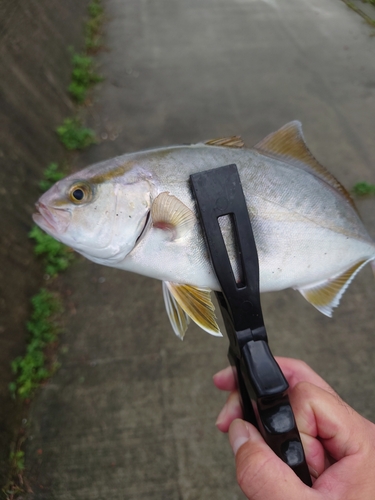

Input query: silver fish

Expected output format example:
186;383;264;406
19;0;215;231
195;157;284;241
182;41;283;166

33;121;375;338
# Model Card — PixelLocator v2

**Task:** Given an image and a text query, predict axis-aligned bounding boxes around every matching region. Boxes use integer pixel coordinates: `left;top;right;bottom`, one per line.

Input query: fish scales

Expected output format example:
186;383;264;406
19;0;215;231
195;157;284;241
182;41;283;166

33;121;375;338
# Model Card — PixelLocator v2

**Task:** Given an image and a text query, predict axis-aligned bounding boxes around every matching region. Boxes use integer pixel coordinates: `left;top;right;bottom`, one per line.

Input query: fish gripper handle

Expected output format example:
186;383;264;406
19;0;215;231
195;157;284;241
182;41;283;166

190;164;312;487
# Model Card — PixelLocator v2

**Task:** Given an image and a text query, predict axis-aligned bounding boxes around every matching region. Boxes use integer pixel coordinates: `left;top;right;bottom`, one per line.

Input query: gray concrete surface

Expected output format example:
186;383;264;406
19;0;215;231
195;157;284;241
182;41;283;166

26;0;375;498
0;0;89;485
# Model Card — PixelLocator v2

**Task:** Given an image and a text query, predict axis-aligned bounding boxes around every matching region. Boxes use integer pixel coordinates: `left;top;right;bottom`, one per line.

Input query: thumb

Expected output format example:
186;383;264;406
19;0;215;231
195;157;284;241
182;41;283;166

229;419;313;500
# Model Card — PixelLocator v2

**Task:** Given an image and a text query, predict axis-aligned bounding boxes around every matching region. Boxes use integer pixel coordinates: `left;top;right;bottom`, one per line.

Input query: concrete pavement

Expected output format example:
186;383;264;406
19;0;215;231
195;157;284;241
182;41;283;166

26;0;375;498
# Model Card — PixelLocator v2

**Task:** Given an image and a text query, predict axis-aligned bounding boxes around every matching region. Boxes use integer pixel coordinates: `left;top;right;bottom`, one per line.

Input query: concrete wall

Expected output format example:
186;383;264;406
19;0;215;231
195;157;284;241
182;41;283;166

0;0;89;483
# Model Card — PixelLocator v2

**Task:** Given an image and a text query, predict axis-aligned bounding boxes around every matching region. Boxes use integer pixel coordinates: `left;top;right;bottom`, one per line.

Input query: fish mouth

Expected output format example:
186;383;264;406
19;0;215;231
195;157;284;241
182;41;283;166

33;202;71;234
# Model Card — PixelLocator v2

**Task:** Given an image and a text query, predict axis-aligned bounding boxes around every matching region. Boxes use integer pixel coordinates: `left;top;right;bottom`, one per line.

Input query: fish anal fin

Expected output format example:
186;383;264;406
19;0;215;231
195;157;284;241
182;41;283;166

151;192;195;239
254;121;357;212
297;260;368;317
205;136;244;148
165;282;222;336
162;281;190;339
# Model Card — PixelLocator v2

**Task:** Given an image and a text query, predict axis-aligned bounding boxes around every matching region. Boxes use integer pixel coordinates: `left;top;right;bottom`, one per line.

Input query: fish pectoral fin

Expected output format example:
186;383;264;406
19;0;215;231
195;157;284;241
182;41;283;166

204;136;244;148
151;192;195;240
296;260;368;317
164;282;222;337
254;121;357;212
162;281;190;340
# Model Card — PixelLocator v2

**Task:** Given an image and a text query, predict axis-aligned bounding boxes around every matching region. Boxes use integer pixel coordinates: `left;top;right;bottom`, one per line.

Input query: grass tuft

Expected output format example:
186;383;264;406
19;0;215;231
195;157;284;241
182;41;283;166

3;447;27;498
4;1;105;496
68;53;102;103
9;290;61;399
56;118;96;150
9;451;25;473
85;0;105;52
88;0;104;18
33;162;74;276
29;226;74;277
352;181;375;197
39;162;65;192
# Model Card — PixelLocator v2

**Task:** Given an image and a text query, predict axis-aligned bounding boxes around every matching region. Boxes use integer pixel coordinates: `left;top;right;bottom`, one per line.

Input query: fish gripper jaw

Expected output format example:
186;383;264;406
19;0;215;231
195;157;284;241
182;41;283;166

190;164;312;487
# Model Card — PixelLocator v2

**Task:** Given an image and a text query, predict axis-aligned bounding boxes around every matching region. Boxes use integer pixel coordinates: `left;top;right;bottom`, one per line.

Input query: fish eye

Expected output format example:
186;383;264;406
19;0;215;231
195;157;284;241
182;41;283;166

72;188;84;201
68;182;92;204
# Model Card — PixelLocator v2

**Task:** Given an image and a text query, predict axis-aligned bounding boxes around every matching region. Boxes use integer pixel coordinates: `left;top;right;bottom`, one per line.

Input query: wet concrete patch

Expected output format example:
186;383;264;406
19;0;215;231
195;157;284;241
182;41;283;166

0;0;90;485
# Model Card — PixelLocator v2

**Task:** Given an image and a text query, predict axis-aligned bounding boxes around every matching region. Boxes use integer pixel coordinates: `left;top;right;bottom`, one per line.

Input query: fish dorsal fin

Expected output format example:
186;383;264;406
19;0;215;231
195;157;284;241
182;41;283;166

297;259;368;317
205;136;244;148
151;192;195;239
254;121;357;211
164;282;222;337
162;281;190;339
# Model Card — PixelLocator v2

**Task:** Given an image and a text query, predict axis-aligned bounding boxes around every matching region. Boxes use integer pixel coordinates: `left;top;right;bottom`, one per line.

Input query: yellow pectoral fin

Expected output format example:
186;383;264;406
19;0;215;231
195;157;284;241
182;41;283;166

164;282;222;337
151;192;195;240
297;260;369;316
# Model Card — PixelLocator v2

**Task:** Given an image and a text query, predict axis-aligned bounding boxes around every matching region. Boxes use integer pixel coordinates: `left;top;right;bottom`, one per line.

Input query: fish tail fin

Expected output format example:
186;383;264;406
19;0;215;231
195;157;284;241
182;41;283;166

297;259;370;317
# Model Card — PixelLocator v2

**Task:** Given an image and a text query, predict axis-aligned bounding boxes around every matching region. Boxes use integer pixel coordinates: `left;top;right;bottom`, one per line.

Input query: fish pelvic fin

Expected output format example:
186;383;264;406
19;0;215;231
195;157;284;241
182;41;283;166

163;281;222;337
204;136;244;148
151;192;195;239
296;259;369;317
162;281;190;339
254;121;358;213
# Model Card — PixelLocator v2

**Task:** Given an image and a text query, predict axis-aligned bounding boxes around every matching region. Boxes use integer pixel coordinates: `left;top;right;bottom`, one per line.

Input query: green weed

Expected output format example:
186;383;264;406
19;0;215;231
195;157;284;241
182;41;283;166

29;226;74;277
68;53;102;103
34;162;74;275
56;117;96;150
3;447;27;498
85;0;104;52
9;451;25;473
9;290;61;399
88;0;104;18
39;162;65;192
4;1;105;494
342;0;375;27
352;181;375;197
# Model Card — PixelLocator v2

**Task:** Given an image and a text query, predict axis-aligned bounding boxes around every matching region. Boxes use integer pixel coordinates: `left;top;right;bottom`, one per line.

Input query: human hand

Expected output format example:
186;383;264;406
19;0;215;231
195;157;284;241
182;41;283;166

213;357;375;499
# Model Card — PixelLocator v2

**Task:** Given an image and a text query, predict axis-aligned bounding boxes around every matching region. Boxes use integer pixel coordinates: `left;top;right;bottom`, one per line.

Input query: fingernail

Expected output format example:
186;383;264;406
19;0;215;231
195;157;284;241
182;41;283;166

229;419;250;455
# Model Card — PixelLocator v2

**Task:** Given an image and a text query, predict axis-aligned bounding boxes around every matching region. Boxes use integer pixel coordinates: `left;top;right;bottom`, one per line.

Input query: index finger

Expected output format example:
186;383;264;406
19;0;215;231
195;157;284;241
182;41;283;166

213;366;237;391
275;357;337;395
214;358;335;395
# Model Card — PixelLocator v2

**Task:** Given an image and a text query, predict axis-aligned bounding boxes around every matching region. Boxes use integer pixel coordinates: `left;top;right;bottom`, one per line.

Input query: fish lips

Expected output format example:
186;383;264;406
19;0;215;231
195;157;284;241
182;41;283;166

33;202;71;235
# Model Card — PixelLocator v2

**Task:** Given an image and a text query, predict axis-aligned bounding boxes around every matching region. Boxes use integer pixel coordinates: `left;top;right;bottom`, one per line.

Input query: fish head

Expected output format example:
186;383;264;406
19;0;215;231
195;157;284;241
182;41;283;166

33;168;151;264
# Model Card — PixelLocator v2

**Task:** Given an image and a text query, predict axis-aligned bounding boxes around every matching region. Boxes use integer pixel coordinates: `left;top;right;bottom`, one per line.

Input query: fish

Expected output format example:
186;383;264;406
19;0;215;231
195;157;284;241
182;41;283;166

33;121;375;339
